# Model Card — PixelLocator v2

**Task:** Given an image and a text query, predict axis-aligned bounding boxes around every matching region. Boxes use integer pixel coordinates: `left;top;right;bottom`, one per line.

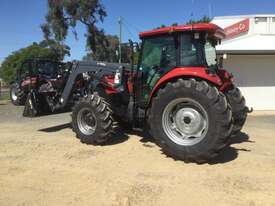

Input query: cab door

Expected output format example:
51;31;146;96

134;35;177;108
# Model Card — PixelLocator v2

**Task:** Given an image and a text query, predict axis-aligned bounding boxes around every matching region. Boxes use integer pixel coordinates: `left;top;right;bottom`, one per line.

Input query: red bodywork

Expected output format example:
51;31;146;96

149;67;233;101
101;75;118;95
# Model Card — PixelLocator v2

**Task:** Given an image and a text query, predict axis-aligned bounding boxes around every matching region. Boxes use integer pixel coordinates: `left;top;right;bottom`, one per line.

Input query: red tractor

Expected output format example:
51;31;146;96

24;23;250;163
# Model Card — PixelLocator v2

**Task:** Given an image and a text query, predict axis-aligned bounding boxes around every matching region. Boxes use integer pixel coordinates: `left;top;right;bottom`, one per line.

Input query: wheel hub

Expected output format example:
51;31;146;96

11;88;18;101
77;108;97;135
162;98;208;146
174;108;206;136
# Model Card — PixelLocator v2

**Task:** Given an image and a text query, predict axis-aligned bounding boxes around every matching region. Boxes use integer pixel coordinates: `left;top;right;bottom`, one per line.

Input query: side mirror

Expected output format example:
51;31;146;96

218;54;227;68
133;44;139;53
160;46;168;67
218;56;223;68
15;69;19;80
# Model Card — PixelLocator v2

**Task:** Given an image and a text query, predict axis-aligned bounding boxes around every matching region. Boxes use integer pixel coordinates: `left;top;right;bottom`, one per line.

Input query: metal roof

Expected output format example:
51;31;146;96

139;23;226;39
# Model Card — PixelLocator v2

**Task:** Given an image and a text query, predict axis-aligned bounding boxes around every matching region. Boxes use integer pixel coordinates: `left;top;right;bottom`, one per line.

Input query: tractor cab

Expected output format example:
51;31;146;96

135;23;226;107
138;23;225;70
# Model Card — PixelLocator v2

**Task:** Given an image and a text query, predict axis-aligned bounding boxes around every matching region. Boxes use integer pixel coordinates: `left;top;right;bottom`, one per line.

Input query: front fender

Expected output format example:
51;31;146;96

149;67;224;105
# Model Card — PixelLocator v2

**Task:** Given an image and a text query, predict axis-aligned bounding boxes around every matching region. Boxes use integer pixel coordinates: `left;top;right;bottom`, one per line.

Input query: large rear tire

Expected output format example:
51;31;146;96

72;94;113;145
10;83;26;106
225;86;247;135
148;79;233;163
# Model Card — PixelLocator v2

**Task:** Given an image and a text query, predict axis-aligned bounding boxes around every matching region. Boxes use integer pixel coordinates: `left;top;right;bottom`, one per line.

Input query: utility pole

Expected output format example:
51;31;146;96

118;16;122;64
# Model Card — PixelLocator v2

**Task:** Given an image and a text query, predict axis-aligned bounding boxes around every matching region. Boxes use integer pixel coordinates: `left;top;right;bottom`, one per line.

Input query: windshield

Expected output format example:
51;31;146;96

34;61;59;77
180;33;217;68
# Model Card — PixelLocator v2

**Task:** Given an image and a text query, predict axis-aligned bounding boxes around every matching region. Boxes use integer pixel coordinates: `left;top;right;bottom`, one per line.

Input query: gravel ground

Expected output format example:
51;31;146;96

0;102;275;206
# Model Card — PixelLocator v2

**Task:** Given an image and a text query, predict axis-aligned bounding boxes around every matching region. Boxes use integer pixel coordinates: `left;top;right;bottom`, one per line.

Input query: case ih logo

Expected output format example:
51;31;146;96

224;19;249;39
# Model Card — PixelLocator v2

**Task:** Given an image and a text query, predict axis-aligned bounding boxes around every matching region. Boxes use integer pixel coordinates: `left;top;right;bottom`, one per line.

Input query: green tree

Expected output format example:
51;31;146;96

83;34;119;62
41;0;107;56
0;43;59;84
83;35;139;64
39;39;70;61
186;15;211;25
155;23;178;29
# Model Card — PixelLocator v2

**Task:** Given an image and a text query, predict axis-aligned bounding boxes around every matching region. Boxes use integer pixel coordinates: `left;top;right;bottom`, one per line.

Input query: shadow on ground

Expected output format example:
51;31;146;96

39;124;129;145
0;102;9;106
39;123;72;132
38;122;253;164
209;132;253;164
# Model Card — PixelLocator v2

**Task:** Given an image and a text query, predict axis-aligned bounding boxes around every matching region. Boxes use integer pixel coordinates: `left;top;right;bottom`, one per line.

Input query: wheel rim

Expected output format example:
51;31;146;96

77;108;97;135
11;87;18;101
162;98;209;146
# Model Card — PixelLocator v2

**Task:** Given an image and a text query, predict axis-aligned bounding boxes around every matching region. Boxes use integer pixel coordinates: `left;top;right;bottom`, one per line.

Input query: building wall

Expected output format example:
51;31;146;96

212;17;246;29
223;55;275;110
213;15;275;36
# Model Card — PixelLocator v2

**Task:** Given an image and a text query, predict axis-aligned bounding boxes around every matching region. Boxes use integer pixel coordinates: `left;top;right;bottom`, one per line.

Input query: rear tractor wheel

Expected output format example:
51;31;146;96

72;94;114;145
225;86;248;135
149;79;233;163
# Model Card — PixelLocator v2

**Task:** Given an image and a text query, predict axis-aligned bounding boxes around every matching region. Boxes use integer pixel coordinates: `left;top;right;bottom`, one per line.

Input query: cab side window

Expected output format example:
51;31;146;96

180;34;204;66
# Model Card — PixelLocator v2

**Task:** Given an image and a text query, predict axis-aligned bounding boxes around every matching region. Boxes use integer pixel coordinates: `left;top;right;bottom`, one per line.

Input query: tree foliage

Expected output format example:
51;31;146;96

155;23;177;29
186;16;211;25
0;43;59;84
41;0;107;57
155;16;211;29
83;34;119;62
39;39;70;61
83;34;139;64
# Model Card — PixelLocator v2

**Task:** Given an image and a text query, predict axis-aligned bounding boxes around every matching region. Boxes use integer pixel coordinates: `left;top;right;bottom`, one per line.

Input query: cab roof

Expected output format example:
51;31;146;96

139;23;226;39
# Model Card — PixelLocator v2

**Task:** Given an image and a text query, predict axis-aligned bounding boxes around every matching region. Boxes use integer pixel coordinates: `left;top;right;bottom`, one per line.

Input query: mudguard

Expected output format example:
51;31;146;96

148;67;228;105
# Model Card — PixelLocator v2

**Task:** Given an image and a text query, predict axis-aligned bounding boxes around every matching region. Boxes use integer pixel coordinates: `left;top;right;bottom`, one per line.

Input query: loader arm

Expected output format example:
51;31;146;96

60;61;124;108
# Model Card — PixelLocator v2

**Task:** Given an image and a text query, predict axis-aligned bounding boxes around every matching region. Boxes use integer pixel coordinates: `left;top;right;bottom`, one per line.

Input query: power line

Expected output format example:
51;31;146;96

122;22;136;40
123;18;141;33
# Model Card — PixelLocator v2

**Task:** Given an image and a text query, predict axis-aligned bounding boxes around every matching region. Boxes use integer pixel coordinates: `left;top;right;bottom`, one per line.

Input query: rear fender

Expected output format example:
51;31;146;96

148;67;224;106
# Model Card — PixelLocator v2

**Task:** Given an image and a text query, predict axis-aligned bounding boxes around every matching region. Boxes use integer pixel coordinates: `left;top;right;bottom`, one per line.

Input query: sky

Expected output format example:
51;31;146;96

0;0;275;64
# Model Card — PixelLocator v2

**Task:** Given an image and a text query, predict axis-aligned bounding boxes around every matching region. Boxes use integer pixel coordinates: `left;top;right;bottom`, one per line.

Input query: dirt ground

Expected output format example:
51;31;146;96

0;102;275;206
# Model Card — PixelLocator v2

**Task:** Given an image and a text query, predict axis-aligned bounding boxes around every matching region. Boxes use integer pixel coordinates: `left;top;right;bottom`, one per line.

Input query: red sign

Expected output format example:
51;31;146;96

224;19;249;39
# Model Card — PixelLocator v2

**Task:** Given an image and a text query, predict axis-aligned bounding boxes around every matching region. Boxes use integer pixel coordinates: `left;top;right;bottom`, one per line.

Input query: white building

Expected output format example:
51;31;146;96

212;15;275;110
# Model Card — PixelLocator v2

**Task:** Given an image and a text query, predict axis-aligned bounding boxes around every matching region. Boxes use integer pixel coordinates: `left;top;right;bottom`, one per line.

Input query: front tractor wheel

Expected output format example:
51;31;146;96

149;79;233;163
72;94;113;145
10;83;26;106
